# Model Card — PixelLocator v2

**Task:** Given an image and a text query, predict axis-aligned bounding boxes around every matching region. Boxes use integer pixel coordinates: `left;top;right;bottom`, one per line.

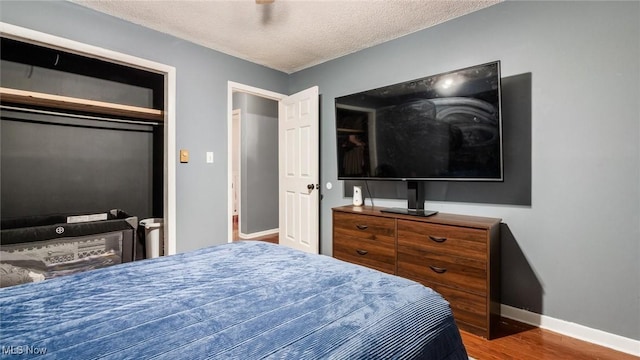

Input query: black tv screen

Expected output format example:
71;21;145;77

335;61;503;181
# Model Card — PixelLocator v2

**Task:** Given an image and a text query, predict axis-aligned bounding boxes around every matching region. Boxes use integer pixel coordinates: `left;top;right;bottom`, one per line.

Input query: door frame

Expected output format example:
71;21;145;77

231;108;241;229
226;81;285;243
0;22;177;255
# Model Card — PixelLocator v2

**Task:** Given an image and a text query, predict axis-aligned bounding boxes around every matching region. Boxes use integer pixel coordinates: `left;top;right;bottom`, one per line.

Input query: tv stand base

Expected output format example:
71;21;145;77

380;207;438;217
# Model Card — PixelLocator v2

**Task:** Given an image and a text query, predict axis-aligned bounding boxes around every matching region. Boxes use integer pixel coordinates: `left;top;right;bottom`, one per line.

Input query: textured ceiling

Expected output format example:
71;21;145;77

73;0;501;74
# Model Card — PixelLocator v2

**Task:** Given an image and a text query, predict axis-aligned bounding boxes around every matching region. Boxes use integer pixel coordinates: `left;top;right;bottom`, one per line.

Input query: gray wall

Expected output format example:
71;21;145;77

1;60;154;108
232;93;279;235
290;1;639;341
0;0;288;252
1;111;154;219
1;59;156;219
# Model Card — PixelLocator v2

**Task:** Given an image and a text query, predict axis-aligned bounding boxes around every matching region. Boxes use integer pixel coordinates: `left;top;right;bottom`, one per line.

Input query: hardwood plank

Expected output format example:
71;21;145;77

462;317;639;360
0;87;163;121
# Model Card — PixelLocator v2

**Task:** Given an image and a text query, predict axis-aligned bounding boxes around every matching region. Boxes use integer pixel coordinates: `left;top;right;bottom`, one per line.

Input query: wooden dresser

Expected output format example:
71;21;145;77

332;205;501;339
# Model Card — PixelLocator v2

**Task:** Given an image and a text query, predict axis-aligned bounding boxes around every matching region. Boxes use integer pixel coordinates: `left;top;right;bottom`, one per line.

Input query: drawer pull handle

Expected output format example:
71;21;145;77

356;249;369;255
428;236;447;243
356;224;368;230
429;265;447;274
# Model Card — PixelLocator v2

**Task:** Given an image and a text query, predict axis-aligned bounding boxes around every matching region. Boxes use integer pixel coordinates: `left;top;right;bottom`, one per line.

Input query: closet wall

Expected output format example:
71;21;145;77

0;39;164;220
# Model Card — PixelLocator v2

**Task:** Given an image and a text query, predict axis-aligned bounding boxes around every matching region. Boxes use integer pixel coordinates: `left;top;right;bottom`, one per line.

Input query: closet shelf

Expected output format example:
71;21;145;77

337;128;364;133
0;87;163;122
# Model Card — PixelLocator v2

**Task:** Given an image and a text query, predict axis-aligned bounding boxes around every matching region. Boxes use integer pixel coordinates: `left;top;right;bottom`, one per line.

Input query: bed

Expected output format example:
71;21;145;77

0;241;468;359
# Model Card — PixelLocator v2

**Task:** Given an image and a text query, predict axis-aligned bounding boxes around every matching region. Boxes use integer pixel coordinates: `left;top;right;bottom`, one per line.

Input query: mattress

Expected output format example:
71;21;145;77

0;241;468;359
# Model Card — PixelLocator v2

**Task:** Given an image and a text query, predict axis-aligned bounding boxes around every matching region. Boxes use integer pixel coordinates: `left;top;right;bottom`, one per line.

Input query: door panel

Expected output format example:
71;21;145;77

278;86;319;254
285;128;296;176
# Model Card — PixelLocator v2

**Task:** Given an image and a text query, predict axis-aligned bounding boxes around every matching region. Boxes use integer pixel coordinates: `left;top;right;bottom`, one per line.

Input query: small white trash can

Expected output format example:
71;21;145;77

140;218;164;259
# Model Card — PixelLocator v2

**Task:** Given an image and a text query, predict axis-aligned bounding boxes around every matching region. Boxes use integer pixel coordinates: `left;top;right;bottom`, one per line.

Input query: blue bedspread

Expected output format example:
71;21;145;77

1;241;468;359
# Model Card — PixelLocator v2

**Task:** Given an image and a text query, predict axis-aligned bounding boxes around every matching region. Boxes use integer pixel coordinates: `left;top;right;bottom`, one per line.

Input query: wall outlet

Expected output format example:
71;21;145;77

206;152;214;163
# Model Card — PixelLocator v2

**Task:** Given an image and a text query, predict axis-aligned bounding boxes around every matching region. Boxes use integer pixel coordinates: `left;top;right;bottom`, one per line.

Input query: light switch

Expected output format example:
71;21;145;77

180;149;189;163
206;152;214;163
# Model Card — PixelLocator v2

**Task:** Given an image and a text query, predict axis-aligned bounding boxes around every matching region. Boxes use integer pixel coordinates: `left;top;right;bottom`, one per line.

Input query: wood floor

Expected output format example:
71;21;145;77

231;218;636;359
461;317;638;360
238;232;278;244
232;216;278;244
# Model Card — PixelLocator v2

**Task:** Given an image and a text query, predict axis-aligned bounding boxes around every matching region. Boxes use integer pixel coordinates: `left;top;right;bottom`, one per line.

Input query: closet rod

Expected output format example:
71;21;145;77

0;105;160;126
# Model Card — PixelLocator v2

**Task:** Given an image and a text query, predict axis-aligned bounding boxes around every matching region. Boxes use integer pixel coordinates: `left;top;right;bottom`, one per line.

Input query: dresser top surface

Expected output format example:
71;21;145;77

333;205;501;229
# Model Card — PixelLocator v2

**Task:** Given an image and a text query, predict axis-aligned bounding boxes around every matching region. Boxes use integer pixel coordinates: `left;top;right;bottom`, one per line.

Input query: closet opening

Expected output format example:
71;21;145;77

1;36;165;265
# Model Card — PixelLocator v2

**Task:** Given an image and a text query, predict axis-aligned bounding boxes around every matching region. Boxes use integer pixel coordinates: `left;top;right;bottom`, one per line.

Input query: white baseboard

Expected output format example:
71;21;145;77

239;228;278;240
501;304;640;356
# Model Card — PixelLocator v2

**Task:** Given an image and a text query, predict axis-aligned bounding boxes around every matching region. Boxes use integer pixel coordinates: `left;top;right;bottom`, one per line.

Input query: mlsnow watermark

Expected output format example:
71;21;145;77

1;345;48;356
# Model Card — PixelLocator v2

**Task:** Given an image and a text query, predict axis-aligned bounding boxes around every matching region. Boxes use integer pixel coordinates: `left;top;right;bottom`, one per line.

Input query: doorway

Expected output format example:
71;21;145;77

227;82;320;253
227;82;284;244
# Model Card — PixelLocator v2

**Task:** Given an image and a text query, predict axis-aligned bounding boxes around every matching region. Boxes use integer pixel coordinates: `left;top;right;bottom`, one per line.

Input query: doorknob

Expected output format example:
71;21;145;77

307;184;315;190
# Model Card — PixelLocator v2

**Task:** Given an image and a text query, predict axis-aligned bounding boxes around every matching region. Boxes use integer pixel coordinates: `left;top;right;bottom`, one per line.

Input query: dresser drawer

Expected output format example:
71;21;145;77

333;212;395;240
333;212;395;273
418;280;488;336
397;248;486;295
333;235;395;274
398;220;487;261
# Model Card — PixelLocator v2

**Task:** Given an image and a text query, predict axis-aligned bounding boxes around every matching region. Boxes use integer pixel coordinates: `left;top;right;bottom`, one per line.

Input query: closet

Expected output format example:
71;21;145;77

1;37;164;231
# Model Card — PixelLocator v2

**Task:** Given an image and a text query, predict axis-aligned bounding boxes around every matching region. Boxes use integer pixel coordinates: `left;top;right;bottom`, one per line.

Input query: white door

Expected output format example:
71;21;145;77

278;86;319;254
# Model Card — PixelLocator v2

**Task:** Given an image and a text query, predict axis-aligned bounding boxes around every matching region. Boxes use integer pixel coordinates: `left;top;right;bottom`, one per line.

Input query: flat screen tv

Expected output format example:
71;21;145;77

334;61;503;216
